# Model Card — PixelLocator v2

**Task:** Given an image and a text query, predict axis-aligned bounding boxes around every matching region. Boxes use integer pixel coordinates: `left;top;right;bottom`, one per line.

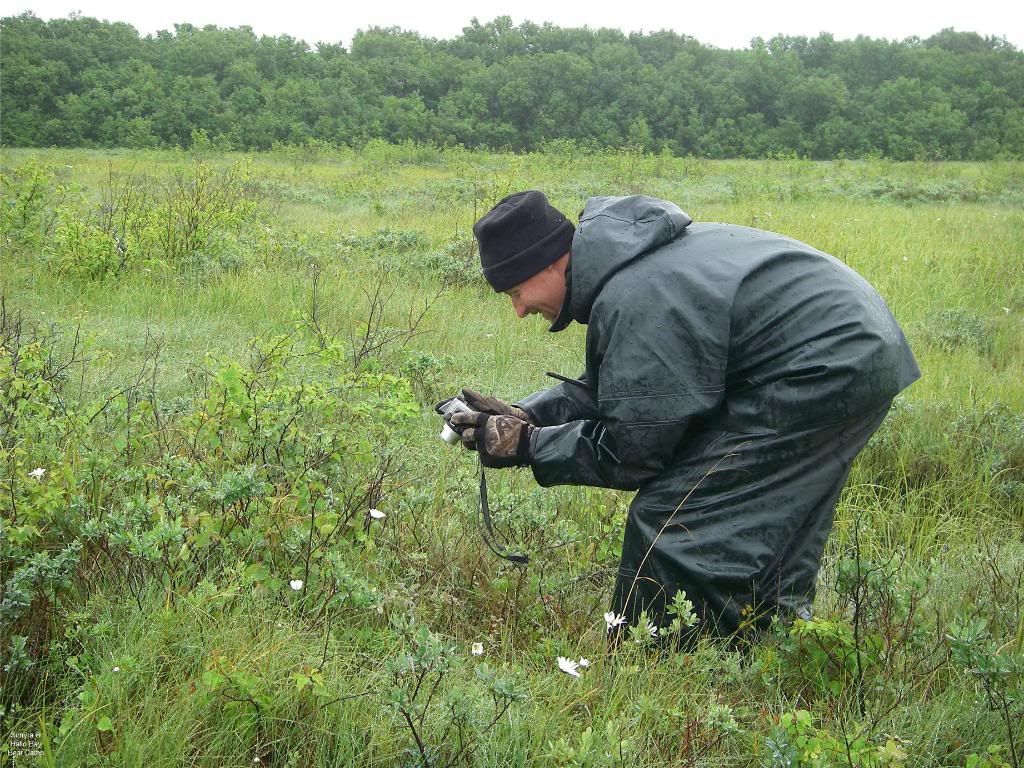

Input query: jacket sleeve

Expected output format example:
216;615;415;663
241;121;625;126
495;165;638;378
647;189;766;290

514;372;600;426
528;279;729;490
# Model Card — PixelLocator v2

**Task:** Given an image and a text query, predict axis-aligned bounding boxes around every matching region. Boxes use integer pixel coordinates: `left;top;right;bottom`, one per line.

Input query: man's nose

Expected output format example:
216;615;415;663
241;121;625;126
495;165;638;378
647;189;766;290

513;298;527;318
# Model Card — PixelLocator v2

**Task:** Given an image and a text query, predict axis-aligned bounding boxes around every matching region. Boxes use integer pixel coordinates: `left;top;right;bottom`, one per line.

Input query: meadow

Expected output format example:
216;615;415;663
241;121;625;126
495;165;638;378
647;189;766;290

1;143;1022;767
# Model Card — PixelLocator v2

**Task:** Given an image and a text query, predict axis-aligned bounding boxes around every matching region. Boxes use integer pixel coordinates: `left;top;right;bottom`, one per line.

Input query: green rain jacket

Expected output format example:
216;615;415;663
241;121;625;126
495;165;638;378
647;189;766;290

517;195;920;634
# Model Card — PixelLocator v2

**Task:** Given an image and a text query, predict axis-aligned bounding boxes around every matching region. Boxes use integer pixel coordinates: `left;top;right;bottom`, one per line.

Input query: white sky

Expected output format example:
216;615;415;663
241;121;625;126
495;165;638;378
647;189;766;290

2;0;1022;50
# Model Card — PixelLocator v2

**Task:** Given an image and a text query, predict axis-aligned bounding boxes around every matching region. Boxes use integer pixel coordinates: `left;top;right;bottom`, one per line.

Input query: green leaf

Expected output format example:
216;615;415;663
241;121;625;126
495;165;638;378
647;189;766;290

243;563;270;583
201;670;227;690
96;716;113;732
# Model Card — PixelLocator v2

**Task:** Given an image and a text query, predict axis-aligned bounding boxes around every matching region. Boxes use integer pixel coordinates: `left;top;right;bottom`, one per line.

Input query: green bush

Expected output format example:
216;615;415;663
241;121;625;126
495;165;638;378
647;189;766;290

2;156;262;278
47;205;123;279
916;308;994;354
0;158;67;248
0;315;420;712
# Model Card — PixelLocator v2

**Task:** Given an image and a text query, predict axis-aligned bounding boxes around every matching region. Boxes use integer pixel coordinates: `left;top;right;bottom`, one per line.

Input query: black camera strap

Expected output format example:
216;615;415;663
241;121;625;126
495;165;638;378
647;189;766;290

478;465;529;565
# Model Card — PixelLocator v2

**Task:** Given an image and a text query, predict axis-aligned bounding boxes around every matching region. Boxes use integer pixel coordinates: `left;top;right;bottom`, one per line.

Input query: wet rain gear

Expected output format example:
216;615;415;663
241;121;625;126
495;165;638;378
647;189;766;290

516;196;920;636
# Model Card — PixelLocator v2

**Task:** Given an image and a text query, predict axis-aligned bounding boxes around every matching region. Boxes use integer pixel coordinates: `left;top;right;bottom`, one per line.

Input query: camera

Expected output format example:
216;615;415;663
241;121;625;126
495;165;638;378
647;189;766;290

438;397;473;444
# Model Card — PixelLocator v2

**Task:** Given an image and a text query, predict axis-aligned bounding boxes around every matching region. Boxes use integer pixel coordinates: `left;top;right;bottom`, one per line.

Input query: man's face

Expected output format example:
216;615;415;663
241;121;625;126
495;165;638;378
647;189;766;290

504;259;568;322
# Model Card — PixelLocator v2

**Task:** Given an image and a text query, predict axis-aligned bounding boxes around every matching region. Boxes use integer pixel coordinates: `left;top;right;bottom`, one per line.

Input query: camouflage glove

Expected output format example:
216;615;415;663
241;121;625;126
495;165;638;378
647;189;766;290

435;388;533;424
449;410;534;469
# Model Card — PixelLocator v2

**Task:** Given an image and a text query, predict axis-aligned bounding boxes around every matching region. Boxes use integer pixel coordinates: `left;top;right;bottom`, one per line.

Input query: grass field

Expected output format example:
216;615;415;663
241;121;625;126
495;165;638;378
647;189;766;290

1;145;1023;767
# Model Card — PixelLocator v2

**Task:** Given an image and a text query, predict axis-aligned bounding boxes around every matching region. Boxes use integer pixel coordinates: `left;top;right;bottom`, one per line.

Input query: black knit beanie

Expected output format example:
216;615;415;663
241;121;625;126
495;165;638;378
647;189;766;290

473;191;575;292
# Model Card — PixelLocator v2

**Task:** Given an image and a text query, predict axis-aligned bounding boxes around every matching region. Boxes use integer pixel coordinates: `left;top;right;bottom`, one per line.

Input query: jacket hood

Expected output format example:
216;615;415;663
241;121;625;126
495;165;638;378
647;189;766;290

570;196;692;323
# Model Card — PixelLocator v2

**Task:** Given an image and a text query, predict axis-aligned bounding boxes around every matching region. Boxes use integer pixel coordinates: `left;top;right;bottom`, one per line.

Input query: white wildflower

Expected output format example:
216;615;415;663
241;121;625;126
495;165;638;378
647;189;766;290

28;467;46;479
578;658;590;668
646;620;659;638
557;656;580;678
471;642;484;657
289;579;304;591
112;666;120;673
604;611;626;630
1002;307;1011;314
368;508;386;520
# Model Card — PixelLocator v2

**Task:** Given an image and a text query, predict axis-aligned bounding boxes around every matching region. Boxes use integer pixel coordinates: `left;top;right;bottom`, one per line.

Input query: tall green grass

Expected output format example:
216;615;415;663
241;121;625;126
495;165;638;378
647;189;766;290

1;146;1022;767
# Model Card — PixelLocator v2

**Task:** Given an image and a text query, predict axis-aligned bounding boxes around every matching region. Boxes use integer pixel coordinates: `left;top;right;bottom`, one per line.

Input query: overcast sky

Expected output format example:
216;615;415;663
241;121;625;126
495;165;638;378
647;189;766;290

3;0;1021;50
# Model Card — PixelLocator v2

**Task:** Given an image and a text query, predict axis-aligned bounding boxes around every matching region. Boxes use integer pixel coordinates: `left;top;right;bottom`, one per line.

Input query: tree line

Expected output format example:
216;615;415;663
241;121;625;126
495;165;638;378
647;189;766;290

2;13;1022;159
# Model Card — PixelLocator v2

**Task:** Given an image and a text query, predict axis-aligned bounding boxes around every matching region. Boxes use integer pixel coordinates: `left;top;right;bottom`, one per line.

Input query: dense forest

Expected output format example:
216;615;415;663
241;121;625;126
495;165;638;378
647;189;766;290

2;13;1023;159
